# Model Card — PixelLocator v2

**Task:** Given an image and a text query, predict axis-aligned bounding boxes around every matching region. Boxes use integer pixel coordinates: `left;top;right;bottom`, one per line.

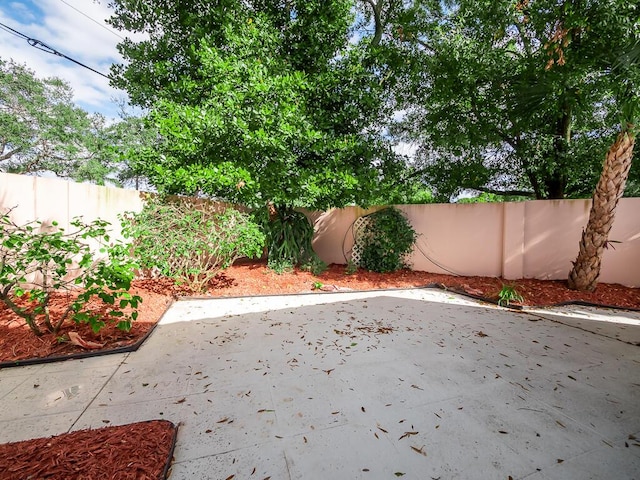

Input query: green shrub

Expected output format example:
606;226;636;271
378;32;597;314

345;259;358;275
497;284;524;306
344;258;358;275
263;207;322;271
301;255;328;276
0;210;140;336
357;207;417;273
121;197;265;292
267;258;294;274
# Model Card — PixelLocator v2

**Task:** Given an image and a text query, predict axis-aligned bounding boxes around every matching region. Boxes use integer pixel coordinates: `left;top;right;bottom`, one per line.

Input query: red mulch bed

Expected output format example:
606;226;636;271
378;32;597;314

1;261;638;479
0;420;177;480
1;261;639;365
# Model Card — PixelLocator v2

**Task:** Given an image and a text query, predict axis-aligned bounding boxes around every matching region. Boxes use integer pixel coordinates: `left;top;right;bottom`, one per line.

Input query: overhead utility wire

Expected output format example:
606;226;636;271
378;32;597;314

56;0;125;40
0;21;110;79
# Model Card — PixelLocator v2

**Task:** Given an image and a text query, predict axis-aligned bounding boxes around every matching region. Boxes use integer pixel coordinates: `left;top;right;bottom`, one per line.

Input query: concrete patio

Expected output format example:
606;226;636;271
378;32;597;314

1;288;639;479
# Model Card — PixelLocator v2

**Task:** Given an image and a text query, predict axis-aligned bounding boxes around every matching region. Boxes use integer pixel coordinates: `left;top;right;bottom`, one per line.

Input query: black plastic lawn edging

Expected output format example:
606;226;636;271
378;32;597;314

0;300;174;369
424;283;640;312
162;420;180;480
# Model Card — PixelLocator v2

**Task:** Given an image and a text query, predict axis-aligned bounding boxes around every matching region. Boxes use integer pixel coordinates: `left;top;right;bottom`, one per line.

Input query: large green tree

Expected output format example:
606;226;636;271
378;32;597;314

387;0;638;202
0;59;112;184
108;1;402;211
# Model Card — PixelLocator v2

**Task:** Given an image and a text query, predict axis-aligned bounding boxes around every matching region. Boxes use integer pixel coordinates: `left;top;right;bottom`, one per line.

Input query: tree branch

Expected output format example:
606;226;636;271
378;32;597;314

362;0;384;48
0;147;23;162
464;186;535;197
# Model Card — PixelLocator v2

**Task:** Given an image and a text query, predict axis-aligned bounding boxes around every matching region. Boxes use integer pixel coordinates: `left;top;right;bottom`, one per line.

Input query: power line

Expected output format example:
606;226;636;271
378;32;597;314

0;21;110;79
56;0;125;41
0;22;30;40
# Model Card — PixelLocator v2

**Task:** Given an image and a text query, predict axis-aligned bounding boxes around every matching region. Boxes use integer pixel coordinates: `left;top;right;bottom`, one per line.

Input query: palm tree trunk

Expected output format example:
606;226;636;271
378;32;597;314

567;127;635;291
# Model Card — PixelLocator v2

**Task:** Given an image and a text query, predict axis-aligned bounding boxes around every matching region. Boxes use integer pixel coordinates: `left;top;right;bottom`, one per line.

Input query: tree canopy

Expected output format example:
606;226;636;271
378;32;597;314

109;0;407;209
390;0;639;201
0;59;105;182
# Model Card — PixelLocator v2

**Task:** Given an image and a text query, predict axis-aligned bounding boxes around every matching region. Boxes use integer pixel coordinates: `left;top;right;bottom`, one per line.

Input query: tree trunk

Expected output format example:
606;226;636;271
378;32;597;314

567;128;635;291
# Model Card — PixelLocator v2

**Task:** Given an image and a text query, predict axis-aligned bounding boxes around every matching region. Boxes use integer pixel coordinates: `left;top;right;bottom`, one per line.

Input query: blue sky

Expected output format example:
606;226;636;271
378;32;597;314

0;0;142;119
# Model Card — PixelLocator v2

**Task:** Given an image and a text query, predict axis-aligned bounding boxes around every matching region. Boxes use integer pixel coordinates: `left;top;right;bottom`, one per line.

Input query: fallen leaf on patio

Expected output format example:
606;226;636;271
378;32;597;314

303;436;307;443
175;398;186;404
411;445;427;456
399;431;419;440
557;459;564;464
361;407;366;412
475;331;488;337
257;409;274;413
205;429;212;433
68;332;105;349
217;417;230;423
323;369;334;375
225;475;234;480
498;431;508;434
377;426;388;433
251;467;256;475
362;468;370;472
556;420;566;428
568;375;576;381
394;472;405;477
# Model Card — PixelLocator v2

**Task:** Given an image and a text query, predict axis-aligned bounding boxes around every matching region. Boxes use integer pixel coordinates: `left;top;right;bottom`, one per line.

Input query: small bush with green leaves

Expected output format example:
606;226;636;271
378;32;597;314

497;284;524;306
121;197;265;292
301;255;328;276
0;210;141;336
344;259;358;275
357;207;418;273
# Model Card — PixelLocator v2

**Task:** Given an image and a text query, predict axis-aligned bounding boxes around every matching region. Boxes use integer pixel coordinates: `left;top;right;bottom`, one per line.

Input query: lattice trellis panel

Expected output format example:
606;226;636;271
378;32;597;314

350;215;373;267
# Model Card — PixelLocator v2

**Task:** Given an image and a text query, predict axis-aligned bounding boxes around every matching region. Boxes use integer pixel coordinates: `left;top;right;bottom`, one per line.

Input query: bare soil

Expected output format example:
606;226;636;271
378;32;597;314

1;261;638;479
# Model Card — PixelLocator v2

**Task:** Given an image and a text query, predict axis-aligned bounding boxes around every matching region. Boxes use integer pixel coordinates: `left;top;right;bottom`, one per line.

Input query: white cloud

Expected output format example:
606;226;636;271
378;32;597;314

0;0;144;118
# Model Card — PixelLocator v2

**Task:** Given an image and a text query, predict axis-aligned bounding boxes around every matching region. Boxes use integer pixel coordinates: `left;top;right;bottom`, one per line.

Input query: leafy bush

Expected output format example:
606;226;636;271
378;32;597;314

121;197;265;292
357;207;417;273
497;284;524;306
301;255;328;276
0;211;141;336
345;259;358;275
267;258;294;274
263;207;323;272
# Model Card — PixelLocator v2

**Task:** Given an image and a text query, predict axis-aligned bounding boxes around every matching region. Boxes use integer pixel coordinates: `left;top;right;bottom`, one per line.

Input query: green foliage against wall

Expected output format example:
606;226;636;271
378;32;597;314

0;211;140;336
357;207;418;273
121;197;265;292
